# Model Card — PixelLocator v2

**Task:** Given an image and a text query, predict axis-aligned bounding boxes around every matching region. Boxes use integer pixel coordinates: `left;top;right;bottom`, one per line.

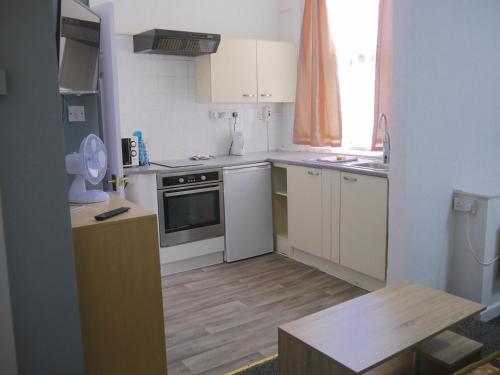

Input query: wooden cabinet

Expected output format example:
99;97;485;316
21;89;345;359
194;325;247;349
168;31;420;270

257;40;297;102
70;194;167;375
196;38;257;103
339;173;388;281
195;37;297;103
287;165;325;259
285;165;388;282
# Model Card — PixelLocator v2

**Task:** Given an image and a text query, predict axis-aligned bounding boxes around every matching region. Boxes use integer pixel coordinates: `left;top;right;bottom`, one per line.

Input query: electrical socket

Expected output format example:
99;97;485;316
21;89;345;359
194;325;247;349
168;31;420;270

68;105;85;122
209;110;239;120
453;197;476;213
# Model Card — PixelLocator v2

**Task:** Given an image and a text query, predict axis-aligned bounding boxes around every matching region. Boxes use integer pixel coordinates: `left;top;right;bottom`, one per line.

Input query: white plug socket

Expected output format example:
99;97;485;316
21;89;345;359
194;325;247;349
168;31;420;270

68;106;85;122
453;197;476;213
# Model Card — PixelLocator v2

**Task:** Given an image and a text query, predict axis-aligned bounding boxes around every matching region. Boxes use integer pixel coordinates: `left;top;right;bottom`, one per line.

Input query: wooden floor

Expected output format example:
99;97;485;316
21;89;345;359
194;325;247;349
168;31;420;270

162;253;366;375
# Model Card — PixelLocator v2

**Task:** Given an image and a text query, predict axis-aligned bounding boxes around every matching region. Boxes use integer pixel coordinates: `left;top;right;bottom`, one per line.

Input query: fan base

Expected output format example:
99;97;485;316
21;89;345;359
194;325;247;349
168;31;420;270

69;190;109;204
69;176;109;204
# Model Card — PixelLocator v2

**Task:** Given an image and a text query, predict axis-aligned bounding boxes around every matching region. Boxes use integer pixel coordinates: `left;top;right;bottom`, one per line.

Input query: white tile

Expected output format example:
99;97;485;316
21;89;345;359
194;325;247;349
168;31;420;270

188;77;196;95
140;76;158;94
174;77;188;95
187;61;195;77
173;61;188;77
114;35;289;161
142;59;158;76
157;59;175;76
158;77;175;94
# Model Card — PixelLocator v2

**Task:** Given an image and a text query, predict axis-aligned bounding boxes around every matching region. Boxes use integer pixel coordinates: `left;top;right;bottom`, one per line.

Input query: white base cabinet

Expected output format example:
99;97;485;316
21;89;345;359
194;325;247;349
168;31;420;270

286;165;388;281
287;165;324;259
340;172;388;281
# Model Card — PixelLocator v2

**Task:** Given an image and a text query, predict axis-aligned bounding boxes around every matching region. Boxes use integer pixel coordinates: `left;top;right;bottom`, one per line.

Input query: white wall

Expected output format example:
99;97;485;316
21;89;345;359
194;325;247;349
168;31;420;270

0;193;17;375
90;0;281;39
115;35;284;161
388;0;500;288
89;0;295;161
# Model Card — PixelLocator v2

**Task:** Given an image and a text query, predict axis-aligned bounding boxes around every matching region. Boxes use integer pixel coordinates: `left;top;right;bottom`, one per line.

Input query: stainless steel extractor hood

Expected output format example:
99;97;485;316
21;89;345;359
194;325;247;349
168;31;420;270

133;29;221;56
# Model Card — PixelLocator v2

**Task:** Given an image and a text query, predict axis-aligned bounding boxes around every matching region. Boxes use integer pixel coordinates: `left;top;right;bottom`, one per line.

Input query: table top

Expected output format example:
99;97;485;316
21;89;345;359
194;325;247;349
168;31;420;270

279;282;485;374
70;193;155;230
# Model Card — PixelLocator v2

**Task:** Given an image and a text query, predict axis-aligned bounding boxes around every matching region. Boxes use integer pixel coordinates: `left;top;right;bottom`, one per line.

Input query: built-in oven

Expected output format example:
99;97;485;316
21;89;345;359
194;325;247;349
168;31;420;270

157;169;224;247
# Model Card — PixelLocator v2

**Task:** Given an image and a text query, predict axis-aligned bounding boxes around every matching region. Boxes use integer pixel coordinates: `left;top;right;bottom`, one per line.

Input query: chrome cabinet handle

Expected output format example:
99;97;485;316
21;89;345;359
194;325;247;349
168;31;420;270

343;176;358;182
260;93;272;97
242;94;256;97
307;170;320;176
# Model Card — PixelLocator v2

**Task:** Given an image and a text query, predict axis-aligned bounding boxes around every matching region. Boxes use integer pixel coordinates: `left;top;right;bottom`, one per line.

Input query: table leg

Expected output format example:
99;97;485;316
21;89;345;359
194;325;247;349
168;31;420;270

412;351;420;375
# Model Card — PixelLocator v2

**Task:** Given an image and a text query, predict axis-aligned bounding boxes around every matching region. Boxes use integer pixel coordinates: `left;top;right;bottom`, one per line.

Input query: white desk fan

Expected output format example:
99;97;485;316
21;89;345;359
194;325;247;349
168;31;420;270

65;134;109;204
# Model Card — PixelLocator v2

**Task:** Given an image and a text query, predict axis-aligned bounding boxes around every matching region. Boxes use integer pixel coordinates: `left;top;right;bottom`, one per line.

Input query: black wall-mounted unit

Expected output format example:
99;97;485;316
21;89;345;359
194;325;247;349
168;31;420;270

133;29;221;56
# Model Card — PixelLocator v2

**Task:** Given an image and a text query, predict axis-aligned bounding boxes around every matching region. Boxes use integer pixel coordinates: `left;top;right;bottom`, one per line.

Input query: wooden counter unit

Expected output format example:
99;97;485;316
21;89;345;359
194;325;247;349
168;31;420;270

70;193;167;375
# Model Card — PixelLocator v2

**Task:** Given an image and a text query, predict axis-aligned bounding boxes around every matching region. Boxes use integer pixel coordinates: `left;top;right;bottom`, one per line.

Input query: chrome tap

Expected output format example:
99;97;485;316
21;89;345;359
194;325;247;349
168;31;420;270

378;113;390;164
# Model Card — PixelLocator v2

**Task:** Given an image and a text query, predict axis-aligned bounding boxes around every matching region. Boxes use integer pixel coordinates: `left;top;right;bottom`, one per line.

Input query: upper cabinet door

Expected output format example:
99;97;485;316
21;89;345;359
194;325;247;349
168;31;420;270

257;40;297;103
197;38;257;103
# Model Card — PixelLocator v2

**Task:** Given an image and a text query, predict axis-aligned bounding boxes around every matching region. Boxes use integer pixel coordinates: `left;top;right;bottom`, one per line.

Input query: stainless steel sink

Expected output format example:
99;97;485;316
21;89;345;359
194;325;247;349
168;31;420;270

351;162;389;171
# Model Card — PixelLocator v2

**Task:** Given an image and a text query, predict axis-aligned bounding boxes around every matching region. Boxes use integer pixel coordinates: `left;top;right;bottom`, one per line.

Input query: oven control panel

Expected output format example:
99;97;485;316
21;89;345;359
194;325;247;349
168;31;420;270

159;170;221;188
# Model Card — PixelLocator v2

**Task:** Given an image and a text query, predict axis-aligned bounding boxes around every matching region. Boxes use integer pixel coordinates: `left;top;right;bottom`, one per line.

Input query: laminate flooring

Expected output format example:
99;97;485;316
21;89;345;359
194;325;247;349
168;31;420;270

162;253;366;375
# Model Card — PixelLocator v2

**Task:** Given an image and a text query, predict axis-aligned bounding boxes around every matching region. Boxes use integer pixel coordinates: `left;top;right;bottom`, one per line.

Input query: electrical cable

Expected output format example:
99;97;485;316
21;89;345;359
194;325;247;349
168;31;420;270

228;115;237;155
265;114;270;152
464;213;500;266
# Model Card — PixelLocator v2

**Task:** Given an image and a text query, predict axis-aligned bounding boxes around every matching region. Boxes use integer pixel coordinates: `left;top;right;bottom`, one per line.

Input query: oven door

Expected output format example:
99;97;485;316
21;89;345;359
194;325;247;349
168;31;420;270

158;183;224;247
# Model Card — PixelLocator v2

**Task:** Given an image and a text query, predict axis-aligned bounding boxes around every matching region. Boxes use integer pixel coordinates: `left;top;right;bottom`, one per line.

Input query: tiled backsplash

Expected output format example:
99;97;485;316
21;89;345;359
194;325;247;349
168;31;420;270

116;35;285;161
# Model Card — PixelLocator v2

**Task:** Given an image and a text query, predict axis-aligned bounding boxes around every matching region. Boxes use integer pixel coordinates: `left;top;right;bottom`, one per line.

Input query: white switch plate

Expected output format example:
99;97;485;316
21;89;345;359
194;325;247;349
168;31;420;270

68;105;85;122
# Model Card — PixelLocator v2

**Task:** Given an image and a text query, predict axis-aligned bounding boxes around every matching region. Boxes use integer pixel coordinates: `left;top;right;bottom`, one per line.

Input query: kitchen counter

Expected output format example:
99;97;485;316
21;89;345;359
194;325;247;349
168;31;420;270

124;150;389;178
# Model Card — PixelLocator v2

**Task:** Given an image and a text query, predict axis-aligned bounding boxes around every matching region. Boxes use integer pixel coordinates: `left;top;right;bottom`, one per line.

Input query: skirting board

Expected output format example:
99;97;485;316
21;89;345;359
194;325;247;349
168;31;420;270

290;248;386;292
161;252;223;276
159;236;225;264
159;237;225;276
479;300;500;322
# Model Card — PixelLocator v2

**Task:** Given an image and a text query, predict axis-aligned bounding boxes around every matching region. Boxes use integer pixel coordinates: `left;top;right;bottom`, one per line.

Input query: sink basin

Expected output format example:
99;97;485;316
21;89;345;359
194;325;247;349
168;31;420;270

351;162;389;171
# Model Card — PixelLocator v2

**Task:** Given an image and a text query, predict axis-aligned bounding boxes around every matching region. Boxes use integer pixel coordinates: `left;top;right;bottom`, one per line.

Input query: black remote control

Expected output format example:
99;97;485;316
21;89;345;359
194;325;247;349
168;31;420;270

95;207;130;221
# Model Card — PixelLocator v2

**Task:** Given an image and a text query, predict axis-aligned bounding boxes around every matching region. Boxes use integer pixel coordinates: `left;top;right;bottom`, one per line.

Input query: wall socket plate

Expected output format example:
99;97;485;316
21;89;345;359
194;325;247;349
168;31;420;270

68;105;85;122
209;110;239;120
453;196;477;214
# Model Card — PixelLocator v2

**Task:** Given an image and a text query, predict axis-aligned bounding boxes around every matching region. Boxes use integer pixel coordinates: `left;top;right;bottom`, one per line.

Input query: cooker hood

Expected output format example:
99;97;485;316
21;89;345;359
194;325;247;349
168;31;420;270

133;29;220;56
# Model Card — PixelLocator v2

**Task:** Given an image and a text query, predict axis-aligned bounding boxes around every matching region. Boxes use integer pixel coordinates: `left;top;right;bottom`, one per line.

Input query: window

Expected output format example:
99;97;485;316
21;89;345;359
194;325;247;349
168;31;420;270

329;0;380;150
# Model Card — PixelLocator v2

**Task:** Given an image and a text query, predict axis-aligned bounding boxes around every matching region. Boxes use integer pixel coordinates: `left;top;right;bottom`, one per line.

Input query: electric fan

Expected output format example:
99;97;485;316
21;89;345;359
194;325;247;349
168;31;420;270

65;134;109;204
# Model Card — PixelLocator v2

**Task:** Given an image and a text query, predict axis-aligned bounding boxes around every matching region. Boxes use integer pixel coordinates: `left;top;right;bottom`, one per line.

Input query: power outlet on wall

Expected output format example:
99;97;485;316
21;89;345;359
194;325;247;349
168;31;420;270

209;110;239;120
68;105;86;122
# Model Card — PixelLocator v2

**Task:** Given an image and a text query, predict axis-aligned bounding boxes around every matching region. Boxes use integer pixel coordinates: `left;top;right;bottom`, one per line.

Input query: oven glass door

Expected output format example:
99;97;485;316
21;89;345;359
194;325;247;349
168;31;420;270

163;185;221;234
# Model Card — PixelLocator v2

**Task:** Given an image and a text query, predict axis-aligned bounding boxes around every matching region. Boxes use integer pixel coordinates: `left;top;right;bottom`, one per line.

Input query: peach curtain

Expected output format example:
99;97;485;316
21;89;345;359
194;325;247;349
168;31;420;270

293;0;342;147
372;0;393;150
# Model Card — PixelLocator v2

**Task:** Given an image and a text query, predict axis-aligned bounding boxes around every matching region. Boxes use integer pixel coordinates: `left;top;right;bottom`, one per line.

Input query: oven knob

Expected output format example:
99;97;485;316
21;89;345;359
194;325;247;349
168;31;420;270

178;178;185;183
201;175;207;181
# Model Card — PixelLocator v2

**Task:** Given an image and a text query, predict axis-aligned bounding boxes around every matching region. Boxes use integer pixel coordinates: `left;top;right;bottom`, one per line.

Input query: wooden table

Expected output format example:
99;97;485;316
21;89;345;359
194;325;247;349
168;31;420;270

278;282;485;374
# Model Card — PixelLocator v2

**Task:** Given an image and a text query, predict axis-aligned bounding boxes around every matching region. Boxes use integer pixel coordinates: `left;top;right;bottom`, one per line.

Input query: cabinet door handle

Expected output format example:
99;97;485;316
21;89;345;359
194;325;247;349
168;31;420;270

242;94;256;97
343;176;358;182
307;170;320;176
260;93;272;97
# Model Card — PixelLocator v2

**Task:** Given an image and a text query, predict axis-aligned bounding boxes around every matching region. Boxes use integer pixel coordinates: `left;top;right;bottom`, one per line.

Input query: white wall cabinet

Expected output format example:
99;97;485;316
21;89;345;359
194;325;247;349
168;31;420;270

195;37;297;103
256;40;297;102
287;166;325;259
339;173;388;281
